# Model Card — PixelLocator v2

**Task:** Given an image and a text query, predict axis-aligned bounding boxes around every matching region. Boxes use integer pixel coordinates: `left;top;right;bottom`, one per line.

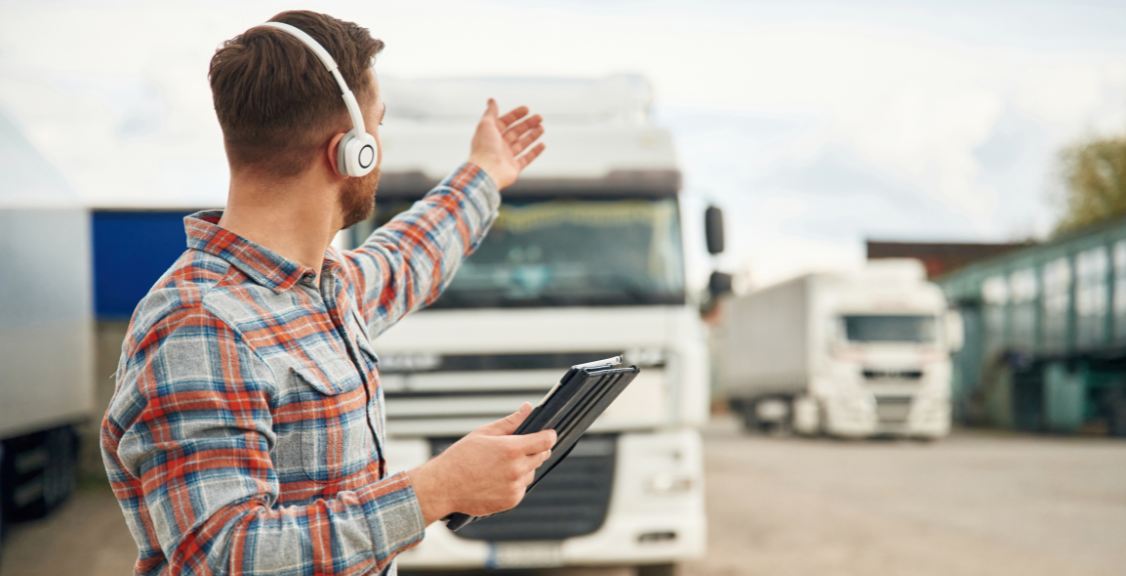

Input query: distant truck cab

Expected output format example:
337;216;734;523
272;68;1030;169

720;260;963;439
347;76;709;572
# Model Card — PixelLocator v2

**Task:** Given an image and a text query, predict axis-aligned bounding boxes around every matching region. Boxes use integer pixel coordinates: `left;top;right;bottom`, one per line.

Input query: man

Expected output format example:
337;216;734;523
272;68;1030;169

102;10;553;576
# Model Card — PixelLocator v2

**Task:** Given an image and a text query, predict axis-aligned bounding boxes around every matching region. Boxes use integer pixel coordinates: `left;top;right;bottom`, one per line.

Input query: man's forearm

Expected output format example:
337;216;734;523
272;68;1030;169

152;472;425;576
345;163;500;337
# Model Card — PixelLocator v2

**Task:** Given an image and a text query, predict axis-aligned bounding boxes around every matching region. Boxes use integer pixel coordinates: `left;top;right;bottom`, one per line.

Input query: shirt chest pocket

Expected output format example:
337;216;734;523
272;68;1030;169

348;310;380;376
289;357;374;484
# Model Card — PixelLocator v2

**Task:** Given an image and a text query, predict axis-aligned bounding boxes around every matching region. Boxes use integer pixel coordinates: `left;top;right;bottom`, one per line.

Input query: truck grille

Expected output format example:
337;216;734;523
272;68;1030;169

381;351;625;373
430;434;616;541
863;369;923;380
875;396;913;422
381;351;624;437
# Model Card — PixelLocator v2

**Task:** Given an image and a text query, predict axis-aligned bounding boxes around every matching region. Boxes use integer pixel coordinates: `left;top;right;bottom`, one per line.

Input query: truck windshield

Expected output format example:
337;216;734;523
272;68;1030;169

843;315;936;343
360;196;686;308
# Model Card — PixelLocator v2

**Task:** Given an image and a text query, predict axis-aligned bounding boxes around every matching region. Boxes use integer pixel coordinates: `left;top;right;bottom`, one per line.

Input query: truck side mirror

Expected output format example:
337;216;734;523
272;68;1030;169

944;310;964;352
705;206;725;254
708;271;733;298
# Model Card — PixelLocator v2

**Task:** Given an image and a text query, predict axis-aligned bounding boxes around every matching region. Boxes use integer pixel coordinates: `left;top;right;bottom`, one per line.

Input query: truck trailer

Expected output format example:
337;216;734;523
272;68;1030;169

720;260;962;439
0;110;92;535
350;75;710;573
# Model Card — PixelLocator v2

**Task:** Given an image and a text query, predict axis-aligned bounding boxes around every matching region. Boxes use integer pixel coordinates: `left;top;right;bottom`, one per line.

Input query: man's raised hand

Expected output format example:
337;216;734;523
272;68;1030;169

468;99;546;190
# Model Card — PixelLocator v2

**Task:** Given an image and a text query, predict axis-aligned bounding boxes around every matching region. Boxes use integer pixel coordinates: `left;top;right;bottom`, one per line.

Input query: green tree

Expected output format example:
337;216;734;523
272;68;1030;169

1056;136;1126;234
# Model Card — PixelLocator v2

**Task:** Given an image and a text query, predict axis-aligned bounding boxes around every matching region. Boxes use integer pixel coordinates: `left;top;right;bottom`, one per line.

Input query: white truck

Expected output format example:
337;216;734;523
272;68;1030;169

346;75;710;573
720;260;962;439
0;109;92;537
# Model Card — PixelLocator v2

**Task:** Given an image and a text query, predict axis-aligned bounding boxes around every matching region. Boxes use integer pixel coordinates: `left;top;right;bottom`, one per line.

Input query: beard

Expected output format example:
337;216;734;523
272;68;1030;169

340;166;381;230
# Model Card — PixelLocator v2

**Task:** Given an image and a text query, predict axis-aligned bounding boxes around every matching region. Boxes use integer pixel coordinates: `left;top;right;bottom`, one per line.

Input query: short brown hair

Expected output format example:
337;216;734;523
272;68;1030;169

209;11;384;177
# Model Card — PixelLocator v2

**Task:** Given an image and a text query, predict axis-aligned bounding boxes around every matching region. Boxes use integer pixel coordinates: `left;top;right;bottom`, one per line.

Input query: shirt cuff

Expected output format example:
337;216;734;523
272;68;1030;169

358;471;426;567
441;162;500;213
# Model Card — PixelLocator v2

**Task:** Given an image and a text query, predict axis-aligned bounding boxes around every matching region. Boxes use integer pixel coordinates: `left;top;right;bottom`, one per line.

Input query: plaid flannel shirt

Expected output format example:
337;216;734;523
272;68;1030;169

101;164;499;576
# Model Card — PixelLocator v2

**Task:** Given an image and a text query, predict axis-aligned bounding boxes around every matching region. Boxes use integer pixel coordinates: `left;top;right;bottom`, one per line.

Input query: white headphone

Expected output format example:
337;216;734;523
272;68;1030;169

263;21;378;177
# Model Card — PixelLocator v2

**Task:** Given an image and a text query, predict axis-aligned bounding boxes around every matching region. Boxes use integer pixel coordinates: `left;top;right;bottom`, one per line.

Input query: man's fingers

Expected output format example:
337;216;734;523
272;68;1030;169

502;114;543;144
510;125;545;155
517;143;546;169
516;448;552;477
496;105;530;131
512;428;556;455
531;449;552;468
482;98;499;122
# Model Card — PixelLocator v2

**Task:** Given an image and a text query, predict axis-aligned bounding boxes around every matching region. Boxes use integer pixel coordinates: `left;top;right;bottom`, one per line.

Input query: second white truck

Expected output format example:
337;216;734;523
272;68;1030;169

720;260;962;439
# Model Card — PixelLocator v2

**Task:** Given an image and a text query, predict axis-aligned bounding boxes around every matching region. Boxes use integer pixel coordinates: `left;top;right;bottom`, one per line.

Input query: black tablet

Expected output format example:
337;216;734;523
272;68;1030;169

444;356;640;531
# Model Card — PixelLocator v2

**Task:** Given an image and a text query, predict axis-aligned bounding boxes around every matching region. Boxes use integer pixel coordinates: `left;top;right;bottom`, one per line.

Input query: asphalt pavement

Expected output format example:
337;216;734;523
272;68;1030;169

682;418;1126;576
2;419;1123;576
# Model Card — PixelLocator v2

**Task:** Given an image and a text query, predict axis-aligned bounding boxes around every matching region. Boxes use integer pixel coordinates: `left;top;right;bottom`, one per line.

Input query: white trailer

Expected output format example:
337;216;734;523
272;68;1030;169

720;260;962;439
0;110;92;532
350;75;709;573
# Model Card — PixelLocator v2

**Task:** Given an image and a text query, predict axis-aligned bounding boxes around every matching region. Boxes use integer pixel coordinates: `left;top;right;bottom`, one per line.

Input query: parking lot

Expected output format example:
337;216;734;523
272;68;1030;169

683;418;1126;576
2;418;1123;576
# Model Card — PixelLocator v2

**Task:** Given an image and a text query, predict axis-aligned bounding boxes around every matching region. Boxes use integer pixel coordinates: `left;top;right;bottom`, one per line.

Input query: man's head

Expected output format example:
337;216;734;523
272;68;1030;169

209;11;385;227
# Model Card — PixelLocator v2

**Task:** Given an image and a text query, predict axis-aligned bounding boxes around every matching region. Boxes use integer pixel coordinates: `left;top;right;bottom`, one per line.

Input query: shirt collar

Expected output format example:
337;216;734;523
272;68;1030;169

184;210;317;292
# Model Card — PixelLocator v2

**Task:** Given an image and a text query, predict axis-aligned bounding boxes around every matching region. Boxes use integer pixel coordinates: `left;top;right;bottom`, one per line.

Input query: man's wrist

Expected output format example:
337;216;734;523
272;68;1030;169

407;459;455;526
467;157;507;190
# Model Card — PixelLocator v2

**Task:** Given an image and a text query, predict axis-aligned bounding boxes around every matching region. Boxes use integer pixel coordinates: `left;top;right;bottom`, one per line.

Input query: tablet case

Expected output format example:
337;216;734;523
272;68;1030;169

444;356;640;531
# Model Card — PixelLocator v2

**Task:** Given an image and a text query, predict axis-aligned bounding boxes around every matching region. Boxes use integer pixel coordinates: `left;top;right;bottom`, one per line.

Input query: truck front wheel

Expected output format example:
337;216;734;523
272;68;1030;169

738;401;761;433
637;563;679;576
791;396;821;436
741;398;791;435
1;426;78;521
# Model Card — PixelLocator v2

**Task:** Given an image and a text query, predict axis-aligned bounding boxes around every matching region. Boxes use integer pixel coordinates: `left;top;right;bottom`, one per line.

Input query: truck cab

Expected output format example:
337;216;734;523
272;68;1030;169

346;76;708;571
804;261;962;438
722;260;962;440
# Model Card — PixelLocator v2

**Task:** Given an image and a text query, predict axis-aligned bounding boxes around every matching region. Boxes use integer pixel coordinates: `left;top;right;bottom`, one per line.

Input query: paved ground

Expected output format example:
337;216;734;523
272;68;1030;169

2;420;1124;576
682;419;1126;576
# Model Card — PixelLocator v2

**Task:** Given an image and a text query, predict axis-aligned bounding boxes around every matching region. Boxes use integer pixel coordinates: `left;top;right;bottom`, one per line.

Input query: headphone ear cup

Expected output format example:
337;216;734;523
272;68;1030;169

338;130;378;177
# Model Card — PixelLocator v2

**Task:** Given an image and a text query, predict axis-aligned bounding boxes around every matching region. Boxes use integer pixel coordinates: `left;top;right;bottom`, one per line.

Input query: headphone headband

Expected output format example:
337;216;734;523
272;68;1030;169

262;21;369;145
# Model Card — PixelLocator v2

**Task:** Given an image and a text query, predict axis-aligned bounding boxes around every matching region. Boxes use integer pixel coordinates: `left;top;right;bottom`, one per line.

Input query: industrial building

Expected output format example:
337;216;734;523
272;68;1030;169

935;218;1126;436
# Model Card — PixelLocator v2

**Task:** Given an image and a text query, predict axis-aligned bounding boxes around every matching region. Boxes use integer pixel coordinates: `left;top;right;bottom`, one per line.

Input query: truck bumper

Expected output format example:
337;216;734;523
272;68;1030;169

822;396;951;439
390;429;706;569
896;397;951;439
822;397;878;438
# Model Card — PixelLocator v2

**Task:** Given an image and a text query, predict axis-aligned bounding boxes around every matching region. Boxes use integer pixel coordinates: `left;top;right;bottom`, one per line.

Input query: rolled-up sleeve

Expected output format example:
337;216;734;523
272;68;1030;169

342;163;500;338
101;308;424;576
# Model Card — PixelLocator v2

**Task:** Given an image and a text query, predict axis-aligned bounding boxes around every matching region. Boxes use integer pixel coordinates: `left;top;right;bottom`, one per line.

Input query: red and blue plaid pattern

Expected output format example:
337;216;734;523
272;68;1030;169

101;164;498;576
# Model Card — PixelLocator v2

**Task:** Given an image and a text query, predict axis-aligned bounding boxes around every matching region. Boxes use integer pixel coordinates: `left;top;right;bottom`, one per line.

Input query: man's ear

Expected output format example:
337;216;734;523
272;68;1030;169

326;132;347;178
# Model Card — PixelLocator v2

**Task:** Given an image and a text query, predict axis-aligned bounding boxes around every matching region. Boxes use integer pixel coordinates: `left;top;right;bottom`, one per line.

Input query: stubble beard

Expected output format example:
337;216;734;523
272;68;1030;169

340;167;381;230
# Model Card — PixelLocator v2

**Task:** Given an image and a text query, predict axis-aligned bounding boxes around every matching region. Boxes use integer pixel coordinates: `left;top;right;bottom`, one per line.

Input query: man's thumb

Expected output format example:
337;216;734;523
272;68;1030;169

483;98;498;120
479;402;532;436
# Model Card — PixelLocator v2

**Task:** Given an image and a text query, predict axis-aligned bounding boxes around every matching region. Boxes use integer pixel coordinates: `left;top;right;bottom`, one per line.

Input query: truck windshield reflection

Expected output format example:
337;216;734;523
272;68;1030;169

373;196;687;308
843;315;937;343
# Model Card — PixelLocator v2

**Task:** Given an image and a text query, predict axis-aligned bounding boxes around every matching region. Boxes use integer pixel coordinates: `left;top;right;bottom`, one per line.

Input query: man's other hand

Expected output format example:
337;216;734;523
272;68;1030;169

409;402;556;525
467;99;546;190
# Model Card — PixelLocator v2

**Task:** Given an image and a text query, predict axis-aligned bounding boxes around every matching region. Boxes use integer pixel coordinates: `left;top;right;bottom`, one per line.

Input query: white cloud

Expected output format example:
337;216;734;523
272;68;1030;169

2;0;1126;286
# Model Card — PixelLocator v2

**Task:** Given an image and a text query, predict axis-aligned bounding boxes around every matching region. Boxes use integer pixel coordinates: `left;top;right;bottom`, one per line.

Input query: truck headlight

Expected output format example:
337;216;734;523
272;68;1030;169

918;397;949;419
626;347;667;368
648;472;693;495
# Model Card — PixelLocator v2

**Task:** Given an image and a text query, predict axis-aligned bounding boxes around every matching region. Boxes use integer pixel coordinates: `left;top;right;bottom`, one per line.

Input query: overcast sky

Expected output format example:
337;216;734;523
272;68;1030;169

2;0;1125;287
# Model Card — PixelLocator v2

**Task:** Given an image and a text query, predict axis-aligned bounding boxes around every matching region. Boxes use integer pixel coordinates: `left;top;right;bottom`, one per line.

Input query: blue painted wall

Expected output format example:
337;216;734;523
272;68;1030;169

92;210;195;320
